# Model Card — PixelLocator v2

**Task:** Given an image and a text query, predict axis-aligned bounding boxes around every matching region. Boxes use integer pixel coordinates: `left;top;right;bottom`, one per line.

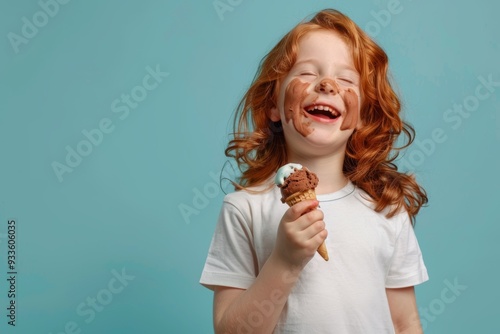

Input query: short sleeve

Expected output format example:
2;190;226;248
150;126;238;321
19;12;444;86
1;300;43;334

385;214;429;288
199;198;258;290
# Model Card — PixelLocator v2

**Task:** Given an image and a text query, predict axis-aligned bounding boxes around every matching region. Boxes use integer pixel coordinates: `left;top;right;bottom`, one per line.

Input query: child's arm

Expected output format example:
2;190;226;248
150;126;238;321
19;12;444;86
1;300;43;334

213;255;298;334
213;199;327;334
386;286;423;334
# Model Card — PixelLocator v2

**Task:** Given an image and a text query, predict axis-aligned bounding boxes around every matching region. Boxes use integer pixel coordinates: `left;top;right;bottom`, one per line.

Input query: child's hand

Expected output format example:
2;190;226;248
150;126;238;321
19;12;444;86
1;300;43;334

273;199;327;268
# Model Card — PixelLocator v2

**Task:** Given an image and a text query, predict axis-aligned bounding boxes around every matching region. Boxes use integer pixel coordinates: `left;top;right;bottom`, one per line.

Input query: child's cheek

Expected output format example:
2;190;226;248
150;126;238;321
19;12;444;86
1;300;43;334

340;88;359;130
284;78;317;137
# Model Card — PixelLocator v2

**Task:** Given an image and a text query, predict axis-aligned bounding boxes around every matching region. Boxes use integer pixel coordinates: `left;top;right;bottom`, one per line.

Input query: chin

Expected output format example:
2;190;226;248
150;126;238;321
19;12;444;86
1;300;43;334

300;133;350;152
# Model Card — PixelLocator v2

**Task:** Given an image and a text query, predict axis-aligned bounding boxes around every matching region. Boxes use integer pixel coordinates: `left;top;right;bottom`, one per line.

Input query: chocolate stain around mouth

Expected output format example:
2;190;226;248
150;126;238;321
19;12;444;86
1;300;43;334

283;78;360;136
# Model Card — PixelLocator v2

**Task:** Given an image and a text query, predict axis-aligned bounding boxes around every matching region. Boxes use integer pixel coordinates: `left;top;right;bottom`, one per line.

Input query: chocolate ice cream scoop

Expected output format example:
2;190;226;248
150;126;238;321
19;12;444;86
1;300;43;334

275;163;319;203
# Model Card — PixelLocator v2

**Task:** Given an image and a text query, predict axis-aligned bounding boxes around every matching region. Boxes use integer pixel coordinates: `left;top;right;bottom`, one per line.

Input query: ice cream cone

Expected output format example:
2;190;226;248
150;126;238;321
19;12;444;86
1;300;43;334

316;241;329;261
284;189;316;206
285;189;329;261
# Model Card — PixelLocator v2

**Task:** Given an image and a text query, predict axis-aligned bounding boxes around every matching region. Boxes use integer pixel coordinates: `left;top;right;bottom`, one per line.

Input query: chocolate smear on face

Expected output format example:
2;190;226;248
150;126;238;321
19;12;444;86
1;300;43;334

340;88;359;130
284;78;317;137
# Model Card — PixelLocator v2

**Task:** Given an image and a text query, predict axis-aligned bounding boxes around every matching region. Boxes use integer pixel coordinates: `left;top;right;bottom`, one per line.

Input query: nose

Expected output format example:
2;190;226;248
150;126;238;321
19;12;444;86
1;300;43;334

314;79;339;95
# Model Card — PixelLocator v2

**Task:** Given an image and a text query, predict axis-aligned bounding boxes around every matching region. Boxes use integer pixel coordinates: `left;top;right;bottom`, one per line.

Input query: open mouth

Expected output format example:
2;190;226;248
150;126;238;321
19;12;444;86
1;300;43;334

305;104;341;120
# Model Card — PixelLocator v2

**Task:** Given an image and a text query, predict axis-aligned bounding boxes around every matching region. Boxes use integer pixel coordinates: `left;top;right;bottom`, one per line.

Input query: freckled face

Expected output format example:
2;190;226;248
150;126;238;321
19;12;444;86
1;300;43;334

271;30;361;152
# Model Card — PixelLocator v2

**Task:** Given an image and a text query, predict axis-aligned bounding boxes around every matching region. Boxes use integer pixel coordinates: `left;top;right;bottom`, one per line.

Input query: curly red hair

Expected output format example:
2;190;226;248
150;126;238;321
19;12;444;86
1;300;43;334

225;9;427;224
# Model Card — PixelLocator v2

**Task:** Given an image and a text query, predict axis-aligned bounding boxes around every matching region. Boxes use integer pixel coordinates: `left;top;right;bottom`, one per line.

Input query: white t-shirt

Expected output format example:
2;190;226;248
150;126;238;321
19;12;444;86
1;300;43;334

200;180;429;333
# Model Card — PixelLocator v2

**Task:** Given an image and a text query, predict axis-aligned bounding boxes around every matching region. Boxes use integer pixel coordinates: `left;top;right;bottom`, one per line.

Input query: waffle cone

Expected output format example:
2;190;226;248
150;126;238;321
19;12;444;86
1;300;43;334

316;241;329;261
284;189;317;206
284;189;329;261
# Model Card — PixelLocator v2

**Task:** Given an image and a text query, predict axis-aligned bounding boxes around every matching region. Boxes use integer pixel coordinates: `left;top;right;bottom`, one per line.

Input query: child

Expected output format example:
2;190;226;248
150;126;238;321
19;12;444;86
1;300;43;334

200;8;429;334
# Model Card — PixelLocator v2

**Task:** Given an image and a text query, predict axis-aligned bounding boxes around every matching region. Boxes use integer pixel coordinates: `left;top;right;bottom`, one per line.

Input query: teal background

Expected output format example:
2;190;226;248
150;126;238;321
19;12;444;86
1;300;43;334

0;0;498;333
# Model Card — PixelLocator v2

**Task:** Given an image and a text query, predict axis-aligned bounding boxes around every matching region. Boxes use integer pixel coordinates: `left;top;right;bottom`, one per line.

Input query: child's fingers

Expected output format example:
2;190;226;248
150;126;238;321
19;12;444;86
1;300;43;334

284;207;325;244
284;199;319;222
294;208;324;231
301;219;327;241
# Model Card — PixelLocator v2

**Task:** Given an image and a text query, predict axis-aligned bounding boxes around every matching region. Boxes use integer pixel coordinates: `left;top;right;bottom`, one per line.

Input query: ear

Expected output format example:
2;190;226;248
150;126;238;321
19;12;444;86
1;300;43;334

268;106;281;122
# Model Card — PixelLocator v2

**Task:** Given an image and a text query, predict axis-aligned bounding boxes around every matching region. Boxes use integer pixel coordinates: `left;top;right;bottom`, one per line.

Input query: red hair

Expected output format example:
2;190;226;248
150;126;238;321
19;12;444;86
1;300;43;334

225;9;427;224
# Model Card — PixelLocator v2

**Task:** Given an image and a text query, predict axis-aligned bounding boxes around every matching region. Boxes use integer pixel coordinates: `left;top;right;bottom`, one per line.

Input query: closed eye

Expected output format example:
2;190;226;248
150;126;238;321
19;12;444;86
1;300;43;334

300;72;316;76
339;78;354;84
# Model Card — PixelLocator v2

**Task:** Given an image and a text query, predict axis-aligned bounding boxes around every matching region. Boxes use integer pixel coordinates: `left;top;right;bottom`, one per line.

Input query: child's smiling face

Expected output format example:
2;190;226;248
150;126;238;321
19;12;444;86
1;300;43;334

270;29;362;155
